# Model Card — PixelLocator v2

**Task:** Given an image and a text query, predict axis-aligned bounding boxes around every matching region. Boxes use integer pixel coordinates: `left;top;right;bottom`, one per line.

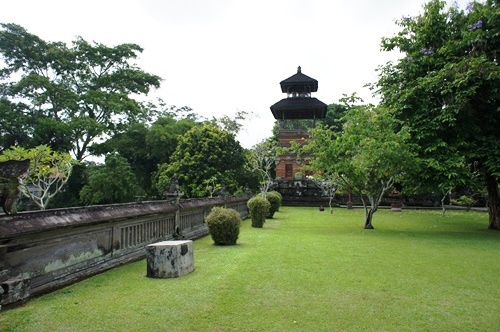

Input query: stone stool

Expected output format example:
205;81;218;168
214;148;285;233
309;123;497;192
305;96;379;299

146;240;194;278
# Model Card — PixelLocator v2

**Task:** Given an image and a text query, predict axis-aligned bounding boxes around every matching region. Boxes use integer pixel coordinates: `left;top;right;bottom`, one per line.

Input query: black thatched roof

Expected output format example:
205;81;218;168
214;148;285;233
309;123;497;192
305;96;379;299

270;97;327;119
280;66;318;93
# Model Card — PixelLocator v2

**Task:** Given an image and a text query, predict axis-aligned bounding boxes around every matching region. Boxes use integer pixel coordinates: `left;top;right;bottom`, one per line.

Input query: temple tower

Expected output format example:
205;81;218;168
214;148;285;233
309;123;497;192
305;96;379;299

270;66;327;181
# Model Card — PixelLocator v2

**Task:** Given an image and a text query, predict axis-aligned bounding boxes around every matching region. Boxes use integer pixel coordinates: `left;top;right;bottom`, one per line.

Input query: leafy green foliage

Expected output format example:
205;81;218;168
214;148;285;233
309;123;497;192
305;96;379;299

0;23;161;160
203;176;222;198
210;110;253;136
271;190;282;210
451;195;477;211
80;153;141;205
155;124;246;198
266;191;282;218
247;195;270;228
90;114;197;197
205;206;241;245
146;115;197;165
375;0;500;228
0;145;75;209
301;104;415;229
48;163;88;208
321;103;348;133
0;98;34;151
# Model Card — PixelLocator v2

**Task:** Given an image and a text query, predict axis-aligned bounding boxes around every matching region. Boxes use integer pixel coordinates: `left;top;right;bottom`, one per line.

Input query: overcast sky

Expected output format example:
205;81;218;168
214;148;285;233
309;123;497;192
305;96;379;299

1;0;469;148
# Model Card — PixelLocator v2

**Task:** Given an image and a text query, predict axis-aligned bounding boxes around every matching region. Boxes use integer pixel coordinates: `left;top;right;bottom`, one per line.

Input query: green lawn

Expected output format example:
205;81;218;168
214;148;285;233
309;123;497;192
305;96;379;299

1;207;498;331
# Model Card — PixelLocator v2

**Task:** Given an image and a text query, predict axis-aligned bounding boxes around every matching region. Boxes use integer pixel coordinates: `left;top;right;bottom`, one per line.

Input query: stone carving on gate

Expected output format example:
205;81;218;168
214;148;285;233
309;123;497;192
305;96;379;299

0;159;30;214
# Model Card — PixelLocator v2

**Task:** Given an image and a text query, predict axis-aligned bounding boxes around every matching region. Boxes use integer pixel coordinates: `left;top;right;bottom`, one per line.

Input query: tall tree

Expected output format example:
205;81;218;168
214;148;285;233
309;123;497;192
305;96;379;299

90;122;152;194
0;98;32;151
376;0;500;229
146;115;198;166
0;23;161;160
302;104;414;229
155;124;246;198
90;115;198;197
80;153;140;205
322;103;348;133
401;145;477;217
210;110;253;136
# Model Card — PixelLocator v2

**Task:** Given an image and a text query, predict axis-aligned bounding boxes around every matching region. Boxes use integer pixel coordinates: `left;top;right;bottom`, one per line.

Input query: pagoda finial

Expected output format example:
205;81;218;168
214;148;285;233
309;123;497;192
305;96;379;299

297;66;301;73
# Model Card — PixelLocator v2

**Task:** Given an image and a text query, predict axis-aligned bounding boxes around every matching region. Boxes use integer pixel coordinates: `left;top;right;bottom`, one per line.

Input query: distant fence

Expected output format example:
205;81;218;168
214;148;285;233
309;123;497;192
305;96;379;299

283;193;487;208
0;196;250;310
274;180;486;208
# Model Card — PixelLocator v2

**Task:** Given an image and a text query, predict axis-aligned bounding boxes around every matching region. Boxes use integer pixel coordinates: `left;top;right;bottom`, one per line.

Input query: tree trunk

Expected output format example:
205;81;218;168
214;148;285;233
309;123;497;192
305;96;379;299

364;208;375;229
486;173;500;230
360;194;377;229
441;190;448;217
328;191;336;214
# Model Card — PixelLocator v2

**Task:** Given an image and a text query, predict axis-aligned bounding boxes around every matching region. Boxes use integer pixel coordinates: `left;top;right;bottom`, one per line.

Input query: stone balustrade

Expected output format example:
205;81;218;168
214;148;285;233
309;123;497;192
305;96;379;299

0;196;249;310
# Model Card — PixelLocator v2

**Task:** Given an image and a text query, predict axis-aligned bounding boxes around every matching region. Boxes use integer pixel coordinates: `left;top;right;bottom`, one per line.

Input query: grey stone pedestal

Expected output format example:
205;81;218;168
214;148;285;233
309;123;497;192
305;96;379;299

146;240;194;278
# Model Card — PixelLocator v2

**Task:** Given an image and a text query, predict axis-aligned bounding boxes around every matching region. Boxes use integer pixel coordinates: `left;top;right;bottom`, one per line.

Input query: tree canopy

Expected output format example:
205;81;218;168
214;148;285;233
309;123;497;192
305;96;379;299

301;104;415;229
376;0;500;229
155;124;247;198
89;113;198;197
80;153;141;205
0;23;162;160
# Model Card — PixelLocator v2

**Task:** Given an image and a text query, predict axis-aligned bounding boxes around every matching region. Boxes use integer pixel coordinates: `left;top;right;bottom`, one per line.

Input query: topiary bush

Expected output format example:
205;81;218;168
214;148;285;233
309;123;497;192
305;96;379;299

272;191;282;211
266;191;282;217
247;195;270;228
205;206;241;245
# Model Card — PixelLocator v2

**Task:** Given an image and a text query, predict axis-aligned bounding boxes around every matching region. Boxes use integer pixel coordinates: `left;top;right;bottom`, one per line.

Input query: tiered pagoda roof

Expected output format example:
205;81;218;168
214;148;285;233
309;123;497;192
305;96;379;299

279;67;318;93
270;66;327;120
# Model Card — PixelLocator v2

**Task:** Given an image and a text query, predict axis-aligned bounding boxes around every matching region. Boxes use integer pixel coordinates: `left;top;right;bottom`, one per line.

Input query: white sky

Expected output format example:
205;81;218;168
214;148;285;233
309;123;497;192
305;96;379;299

1;0;469;148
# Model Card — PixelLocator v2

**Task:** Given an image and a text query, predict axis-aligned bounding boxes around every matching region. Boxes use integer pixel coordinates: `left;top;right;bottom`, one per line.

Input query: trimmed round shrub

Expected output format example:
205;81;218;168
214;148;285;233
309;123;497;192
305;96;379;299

266;191;282;218
205;207;241;245
247;195;270;228
271;191;282;211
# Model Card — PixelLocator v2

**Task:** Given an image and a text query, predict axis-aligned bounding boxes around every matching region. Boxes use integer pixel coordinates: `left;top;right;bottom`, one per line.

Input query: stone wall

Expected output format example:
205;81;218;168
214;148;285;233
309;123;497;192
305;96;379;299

274;180;486;208
0;196;249;310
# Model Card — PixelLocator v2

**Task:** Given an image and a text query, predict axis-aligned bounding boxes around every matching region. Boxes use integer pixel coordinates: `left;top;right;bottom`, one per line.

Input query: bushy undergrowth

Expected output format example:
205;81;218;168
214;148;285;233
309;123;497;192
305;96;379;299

266;191;282;218
247;195;270;228
205;206;241;245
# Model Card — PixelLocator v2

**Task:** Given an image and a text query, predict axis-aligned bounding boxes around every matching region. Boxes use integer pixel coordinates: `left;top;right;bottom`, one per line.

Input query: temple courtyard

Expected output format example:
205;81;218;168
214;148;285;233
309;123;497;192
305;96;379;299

0;207;498;331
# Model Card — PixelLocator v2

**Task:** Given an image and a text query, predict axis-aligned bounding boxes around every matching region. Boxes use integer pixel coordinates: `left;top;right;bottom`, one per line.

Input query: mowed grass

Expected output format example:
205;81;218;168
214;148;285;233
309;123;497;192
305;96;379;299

1;207;499;331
